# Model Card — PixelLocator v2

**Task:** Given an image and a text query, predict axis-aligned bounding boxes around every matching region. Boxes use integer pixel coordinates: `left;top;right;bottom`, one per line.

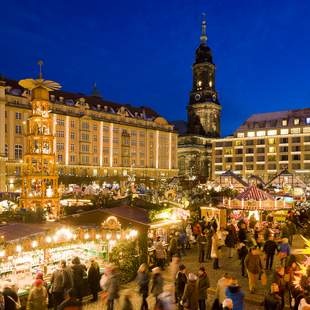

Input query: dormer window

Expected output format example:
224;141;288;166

306;117;310;124
282;119;288;126
294;118;300;125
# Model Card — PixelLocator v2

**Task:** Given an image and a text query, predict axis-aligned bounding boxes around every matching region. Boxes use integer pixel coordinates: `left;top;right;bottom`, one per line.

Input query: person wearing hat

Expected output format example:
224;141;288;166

151;267;164;304
175;264;187;309
181;273;199;310
225;278;244;310
26;279;48;310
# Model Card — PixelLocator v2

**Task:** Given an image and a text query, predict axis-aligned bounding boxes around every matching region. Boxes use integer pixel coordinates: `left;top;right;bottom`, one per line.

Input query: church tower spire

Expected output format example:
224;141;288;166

200;13;207;45
187;14;221;138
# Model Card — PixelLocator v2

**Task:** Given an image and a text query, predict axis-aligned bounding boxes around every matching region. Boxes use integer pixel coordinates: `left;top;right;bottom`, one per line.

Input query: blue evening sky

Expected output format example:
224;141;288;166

1;0;310;136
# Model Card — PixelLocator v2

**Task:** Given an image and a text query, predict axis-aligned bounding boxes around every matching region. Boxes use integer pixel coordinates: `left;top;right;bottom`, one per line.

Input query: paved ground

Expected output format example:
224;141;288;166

83;235;304;310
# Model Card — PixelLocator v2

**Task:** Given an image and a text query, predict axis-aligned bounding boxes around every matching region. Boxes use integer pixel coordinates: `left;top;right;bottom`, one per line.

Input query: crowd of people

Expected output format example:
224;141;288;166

0;206;309;309
0;256;102;310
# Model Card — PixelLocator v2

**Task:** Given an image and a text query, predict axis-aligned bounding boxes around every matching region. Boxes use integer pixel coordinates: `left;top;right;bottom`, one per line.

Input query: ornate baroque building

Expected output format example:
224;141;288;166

178;15;221;178
0;74;178;192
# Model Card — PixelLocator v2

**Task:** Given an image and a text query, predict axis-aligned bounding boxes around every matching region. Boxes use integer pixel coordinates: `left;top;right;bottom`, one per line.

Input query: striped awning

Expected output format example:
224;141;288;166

236;185;274;201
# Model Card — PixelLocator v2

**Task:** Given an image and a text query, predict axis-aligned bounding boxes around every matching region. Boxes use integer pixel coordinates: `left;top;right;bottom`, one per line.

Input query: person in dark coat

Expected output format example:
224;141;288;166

57;288;82;310
2;282;19;310
238;243;248;277
272;267;286;308
225;224;238;258
136;263;149;310
197;267;210;310
71;257;87;302
238;224;247;243
181;273;199;310
175;264;187;309
263;283;282;310
263;235;278;270
87;258;101;302
151;267;164;304
51;261;66;309
225;278;244;310
106;267;120;310
205;229;213;260
197;231;207;263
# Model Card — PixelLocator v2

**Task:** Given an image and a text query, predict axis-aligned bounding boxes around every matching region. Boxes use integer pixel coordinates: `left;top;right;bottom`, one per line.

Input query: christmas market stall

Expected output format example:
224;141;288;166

0;217;138;305
222;184;291;222
265;169;307;198
215;170;249;192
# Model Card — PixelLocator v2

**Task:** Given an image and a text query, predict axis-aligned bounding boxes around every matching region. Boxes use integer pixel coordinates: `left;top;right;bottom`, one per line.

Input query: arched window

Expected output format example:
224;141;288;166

14;144;23;160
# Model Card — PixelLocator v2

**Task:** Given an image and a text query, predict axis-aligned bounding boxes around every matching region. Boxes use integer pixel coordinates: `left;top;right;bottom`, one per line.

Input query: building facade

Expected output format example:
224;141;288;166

211;109;310;183
0;78;178;192
178;15;221;178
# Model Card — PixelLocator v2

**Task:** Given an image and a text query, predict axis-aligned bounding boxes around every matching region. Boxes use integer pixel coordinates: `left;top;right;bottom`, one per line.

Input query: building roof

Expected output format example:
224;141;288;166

237;108;310;132
62;206;150;228
266;169;306;188
0;222;59;242
1;77;167;123
236;185;274;201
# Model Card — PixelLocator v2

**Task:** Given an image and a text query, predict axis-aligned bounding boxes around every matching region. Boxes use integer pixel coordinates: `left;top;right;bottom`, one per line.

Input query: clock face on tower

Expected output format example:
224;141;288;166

195;94;201;101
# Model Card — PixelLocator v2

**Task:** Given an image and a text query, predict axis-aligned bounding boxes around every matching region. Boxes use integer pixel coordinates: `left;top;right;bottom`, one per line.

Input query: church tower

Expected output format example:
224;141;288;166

187;14;221;137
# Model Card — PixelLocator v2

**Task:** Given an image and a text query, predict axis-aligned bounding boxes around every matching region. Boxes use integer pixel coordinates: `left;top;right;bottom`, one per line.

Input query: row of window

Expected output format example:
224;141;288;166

215;136;308;147
216;154;303;163
215;163;306;171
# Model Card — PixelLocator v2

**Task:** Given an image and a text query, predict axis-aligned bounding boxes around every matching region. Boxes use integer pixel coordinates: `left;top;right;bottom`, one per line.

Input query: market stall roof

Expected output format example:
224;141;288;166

216;170;249;189
101;206;150;226
236;185;274;201
62;206;150;228
0;222;60;242
247;174;266;187
265;169;306;189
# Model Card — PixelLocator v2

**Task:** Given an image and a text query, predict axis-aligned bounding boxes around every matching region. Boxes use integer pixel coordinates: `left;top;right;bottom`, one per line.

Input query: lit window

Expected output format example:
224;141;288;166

282;119;288;126
280;129;289;135
235;140;242;146
303;127;310;133
57;118;64;126
294;118;300;125
267;130;277;136
237;132;244;138
268;138;275;145
306;118;310;124
291;128;300;134
15;125;22;134
14;144;22;159
257;131;265;137
268;146;276;153
247;132;255;137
